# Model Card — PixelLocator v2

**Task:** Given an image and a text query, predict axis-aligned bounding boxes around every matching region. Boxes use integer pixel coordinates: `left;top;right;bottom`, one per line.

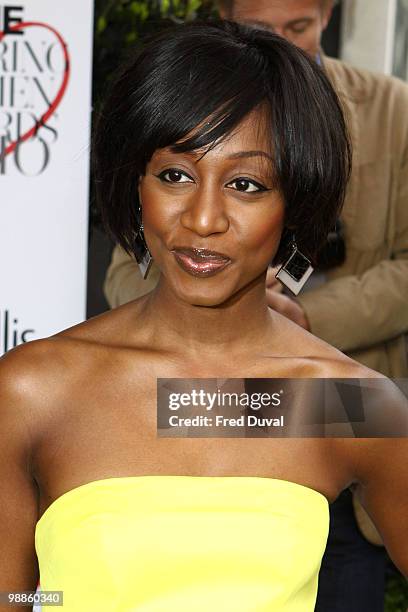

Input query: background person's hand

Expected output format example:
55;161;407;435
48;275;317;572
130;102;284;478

266;290;310;330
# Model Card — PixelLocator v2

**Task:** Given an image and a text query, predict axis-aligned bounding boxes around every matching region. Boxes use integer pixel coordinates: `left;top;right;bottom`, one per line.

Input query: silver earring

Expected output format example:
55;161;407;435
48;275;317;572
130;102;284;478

275;236;314;295
136;204;153;280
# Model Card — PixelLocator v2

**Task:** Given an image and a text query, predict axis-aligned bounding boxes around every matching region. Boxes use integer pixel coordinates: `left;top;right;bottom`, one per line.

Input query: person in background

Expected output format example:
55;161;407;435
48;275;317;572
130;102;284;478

103;2;408;610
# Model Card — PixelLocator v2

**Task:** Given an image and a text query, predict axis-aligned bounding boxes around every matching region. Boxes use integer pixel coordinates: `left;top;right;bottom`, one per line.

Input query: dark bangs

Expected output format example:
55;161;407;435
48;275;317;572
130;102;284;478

94;20;351;265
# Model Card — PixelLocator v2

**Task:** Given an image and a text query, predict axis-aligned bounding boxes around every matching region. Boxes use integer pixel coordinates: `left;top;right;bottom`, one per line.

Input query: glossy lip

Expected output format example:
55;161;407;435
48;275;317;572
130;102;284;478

173;246;231;260
171;246;232;277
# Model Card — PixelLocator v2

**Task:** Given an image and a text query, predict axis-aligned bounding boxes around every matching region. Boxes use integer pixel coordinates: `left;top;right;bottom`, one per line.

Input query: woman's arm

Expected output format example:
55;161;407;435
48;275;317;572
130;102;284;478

0;350;40;611
352;438;408;577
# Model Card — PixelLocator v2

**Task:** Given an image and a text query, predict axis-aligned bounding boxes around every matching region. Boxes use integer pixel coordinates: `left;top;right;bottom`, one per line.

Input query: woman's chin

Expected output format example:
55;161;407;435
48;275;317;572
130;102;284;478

169;283;236;308
180;291;232;308
159;266;266;308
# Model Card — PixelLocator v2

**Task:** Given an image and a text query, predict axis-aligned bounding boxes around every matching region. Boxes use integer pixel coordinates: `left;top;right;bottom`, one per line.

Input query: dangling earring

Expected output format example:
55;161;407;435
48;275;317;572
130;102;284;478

275;235;314;295
136;204;153;280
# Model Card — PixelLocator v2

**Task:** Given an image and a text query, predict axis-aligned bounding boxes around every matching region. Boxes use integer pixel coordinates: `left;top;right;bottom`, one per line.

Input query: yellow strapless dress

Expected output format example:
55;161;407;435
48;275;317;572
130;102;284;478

35;476;329;611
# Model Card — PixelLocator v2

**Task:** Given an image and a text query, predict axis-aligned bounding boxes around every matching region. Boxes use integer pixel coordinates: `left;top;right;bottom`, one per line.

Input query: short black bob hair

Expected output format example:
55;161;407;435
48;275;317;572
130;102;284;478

94;20;351;266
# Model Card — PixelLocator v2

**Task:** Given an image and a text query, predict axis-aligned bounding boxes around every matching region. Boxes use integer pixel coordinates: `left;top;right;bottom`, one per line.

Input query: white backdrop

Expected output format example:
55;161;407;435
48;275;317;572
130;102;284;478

0;1;94;356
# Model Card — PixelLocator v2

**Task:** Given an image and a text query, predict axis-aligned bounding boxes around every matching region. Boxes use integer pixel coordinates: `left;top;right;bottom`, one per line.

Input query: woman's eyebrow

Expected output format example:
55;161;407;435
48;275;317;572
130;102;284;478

227;151;273;162
159;150;274;162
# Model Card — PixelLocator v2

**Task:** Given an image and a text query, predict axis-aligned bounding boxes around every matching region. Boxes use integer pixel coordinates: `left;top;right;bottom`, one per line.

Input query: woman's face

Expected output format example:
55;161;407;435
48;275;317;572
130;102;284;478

139;109;285;307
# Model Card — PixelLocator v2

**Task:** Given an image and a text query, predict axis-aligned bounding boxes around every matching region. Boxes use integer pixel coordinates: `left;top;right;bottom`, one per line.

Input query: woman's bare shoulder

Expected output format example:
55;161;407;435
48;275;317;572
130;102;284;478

0;301;151;471
0;298;150;411
0;311;115;406
0;336;75;395
0;335;87;436
0;338;69;461
273;312;381;378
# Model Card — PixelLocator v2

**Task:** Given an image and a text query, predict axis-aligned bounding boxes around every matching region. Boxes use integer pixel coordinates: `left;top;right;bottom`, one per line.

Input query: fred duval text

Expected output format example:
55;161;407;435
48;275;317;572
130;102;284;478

168;414;285;428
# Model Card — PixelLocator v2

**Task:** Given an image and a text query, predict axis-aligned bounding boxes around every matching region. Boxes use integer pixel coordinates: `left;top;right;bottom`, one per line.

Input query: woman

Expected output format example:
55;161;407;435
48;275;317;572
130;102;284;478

0;20;407;612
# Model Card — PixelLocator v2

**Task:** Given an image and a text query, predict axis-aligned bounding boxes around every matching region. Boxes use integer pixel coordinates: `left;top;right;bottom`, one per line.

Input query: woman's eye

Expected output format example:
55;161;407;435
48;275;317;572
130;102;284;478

158;169;194;184
227;178;267;193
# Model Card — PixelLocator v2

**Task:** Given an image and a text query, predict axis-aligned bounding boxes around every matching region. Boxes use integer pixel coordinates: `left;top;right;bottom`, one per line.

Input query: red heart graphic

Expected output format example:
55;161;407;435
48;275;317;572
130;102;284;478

0;21;70;158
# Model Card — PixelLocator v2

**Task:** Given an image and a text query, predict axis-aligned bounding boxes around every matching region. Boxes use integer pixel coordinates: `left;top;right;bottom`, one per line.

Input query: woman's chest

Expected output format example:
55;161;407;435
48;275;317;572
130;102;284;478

32;366;351;517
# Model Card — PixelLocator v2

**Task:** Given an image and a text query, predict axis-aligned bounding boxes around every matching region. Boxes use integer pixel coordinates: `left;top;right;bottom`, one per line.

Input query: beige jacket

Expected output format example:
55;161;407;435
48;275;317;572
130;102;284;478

103;58;408;545
296;56;408;379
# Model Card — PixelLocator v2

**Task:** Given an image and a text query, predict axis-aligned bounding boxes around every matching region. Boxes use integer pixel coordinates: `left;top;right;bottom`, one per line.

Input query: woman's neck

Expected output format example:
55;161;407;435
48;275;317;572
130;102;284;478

138;274;278;362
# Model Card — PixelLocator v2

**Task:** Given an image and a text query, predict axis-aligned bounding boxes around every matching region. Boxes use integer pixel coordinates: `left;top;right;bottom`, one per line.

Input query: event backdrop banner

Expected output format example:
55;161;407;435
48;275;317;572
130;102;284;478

0;1;94;355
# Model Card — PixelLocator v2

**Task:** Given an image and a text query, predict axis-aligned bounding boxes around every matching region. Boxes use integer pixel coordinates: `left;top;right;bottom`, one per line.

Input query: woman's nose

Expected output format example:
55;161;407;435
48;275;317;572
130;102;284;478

180;185;229;237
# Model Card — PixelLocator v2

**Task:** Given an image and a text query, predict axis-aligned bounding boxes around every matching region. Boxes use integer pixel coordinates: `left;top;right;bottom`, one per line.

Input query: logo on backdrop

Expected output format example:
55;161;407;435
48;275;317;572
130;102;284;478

0;308;35;353
0;5;70;176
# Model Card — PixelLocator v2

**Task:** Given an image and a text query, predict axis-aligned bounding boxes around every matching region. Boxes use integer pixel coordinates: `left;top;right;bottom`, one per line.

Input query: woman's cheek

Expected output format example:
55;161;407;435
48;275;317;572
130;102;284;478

247;206;285;256
140;186;173;232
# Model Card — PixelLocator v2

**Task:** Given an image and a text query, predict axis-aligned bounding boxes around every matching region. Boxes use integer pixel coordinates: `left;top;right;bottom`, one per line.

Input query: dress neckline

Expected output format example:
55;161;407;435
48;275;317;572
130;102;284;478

36;474;329;531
